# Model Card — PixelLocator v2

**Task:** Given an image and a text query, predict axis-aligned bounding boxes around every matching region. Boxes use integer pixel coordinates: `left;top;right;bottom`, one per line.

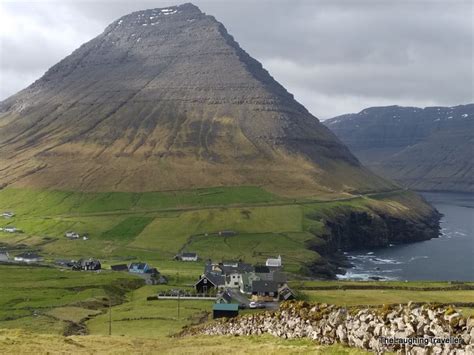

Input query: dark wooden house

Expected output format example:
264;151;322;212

195;273;225;293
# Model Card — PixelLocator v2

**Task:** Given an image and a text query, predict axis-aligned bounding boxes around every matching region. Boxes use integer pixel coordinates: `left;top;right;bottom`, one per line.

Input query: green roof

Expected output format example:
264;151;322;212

213;303;239;311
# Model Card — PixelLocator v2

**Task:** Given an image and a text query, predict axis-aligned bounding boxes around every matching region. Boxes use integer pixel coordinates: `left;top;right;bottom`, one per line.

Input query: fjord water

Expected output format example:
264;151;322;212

338;192;474;281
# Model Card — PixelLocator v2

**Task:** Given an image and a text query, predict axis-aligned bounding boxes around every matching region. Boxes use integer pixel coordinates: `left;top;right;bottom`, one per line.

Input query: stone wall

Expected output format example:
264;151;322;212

184;301;473;354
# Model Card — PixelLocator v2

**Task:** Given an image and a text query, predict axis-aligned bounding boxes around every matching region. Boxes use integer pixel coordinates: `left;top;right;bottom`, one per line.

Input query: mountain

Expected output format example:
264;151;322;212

0;3;392;196
325;104;474;192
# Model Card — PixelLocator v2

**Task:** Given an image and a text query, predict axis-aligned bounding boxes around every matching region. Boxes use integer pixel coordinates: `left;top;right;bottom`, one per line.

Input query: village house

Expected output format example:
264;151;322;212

14;252;43;264
265;255;282;268
251;280;279;302
278;284;296;301
195;272;225;293
239;265;287;294
207;260;254;289
198;258;294;302
143;267;167;285
128;262;150;274
3;227;20;233
0;250;10;262
65;231;80;239
73;258;101;271
145;273;168;285
2;211;15;218
55;259;76;267
175;252;198;262
239;272;260;293
216;290;233;304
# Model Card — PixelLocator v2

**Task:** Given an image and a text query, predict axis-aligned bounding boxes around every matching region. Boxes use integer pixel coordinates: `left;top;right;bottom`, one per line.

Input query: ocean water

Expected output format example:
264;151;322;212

337;192;474;281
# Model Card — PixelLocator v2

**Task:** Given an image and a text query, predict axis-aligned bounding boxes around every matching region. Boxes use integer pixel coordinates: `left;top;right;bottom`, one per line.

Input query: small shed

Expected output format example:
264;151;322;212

2;211;14;218
4;227;19;233
278;285;296;301
180;252;198;262
212;303;239;319
0;251;10;262
218;230;237;237
111;264;129;272
14;252;42;263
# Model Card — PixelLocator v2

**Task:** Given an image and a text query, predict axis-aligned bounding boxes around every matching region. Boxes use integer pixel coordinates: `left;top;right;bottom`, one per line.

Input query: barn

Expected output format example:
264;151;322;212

212;303;239;319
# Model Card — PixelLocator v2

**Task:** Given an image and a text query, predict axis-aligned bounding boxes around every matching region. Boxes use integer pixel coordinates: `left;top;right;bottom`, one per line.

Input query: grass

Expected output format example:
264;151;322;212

46;306;102;323
0;185;467;353
290;280;474;289
87;285;212;338
0;186;281;217
0;330;369;354
0;265;142;335
0;265;472;353
301;289;474;307
101;216;154;242
0;185;449;284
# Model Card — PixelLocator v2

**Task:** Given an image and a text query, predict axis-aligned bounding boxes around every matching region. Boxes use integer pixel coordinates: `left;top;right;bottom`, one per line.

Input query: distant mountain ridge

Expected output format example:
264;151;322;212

325;104;474;192
0;3;391;196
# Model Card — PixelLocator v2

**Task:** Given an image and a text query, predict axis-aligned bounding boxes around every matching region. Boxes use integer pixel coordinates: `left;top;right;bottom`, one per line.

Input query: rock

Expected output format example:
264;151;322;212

187;302;470;353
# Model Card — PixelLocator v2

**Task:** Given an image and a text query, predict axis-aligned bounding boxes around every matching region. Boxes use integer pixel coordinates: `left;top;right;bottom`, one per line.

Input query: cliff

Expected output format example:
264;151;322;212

304;191;441;278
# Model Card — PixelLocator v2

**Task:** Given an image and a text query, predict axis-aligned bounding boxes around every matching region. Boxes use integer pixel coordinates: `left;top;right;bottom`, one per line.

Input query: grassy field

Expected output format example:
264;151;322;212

294;280;474;317
0;265;142;335
0;330;369;354
0;264;472;353
0;186;429;279
301;290;474;307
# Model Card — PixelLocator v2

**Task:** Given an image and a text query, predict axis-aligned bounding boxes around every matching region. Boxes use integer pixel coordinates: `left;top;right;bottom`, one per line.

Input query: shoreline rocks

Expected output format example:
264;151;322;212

183;301;473;353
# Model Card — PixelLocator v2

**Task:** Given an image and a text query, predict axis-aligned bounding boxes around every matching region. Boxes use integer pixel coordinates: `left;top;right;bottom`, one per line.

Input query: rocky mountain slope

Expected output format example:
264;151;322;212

0;3;391;196
325;105;474;192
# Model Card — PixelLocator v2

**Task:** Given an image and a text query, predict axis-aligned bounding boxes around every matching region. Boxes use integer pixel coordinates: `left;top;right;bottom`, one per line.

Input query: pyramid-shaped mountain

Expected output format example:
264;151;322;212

0;3;391;195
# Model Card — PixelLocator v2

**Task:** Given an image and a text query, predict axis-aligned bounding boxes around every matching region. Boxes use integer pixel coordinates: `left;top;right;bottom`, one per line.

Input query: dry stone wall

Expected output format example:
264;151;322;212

185;301;473;354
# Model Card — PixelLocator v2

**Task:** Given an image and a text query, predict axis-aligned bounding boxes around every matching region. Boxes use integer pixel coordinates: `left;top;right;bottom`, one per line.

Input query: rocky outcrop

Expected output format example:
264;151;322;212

323;209;440;251
185;301;473;354
305;206;441;278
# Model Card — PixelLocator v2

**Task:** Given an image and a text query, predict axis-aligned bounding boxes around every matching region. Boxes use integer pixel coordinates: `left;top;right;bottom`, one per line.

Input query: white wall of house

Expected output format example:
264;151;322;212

225;273;241;288
182;256;198;261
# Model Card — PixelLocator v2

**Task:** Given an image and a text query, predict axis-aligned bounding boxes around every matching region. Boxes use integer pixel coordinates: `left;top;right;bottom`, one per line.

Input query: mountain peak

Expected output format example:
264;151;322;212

112;3;204;29
0;5;392;195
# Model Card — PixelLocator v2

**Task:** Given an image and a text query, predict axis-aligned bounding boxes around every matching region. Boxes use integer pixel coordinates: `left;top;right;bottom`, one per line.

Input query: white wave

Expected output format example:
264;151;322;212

371;258;403;265
408;256;429;262
336;270;399;281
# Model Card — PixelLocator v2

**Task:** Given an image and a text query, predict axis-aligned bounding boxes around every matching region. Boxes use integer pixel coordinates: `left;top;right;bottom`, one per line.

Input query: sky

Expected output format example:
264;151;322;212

0;0;472;119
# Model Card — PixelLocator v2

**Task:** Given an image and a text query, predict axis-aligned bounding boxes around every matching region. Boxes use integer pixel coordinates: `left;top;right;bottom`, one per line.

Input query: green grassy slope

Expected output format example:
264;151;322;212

0;186;436;277
0;265;141;334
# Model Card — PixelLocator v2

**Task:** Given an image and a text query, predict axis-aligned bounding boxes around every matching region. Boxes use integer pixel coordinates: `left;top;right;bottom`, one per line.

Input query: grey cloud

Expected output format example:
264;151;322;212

0;0;472;119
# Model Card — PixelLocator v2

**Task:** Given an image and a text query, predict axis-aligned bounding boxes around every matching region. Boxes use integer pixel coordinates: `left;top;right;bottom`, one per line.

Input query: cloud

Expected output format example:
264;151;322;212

0;0;472;118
